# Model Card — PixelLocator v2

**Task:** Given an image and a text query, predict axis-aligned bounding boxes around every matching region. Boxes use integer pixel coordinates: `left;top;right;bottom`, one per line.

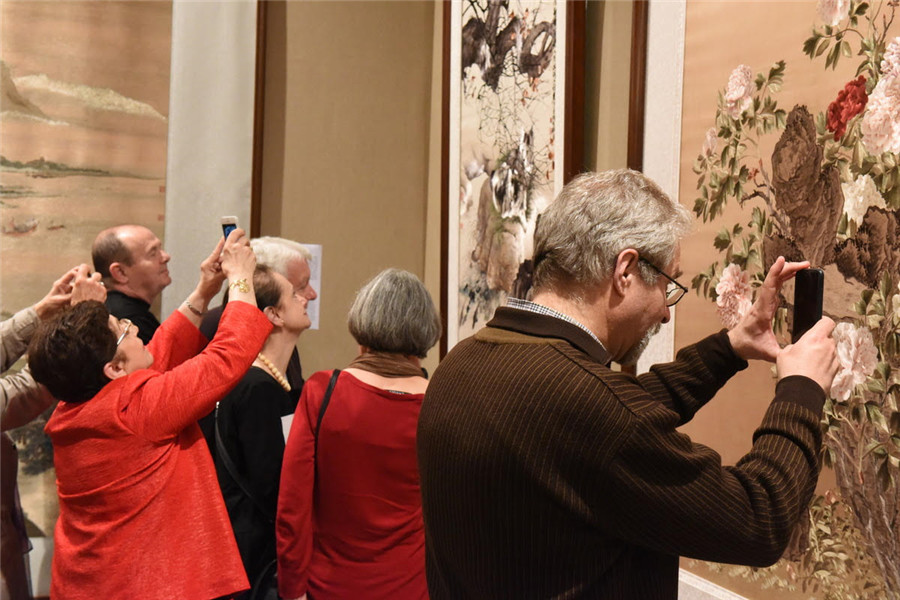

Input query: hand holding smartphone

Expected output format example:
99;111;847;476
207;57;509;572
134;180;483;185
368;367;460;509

792;267;824;343
221;216;238;239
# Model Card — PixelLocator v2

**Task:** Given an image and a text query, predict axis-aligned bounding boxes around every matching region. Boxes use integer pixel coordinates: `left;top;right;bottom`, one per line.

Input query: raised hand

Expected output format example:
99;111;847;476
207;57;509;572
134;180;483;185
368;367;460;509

727;256;810;362
219;228;256;284
195;235;228;303
70;264;106;305
35;266;80;319
777;317;839;394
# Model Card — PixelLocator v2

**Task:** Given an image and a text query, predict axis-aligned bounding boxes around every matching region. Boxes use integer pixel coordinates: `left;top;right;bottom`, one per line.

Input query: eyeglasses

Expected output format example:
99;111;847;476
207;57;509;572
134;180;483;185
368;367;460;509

116;319;133;347
639;258;688;307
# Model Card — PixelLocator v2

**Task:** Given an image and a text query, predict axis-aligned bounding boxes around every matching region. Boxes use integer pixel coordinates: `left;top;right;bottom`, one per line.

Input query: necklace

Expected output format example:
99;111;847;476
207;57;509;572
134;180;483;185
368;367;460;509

256;353;290;392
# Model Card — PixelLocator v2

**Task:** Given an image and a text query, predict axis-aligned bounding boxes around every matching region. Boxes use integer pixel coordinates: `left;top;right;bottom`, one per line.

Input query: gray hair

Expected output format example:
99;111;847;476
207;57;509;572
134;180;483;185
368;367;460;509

348;268;441;358
251;237;312;276
532;169;692;297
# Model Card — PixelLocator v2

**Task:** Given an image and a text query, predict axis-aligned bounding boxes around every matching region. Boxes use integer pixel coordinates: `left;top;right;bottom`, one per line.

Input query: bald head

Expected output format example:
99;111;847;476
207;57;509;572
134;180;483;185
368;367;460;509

92;225;171;304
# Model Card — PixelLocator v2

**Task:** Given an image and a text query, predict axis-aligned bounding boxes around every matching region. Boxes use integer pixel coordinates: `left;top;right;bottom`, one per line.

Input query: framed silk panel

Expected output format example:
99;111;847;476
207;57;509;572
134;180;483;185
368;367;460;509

0;4;172;589
442;0;585;352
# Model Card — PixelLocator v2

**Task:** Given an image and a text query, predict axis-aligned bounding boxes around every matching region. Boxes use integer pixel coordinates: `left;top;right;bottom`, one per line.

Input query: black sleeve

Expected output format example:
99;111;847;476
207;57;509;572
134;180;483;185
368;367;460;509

199;304;224;341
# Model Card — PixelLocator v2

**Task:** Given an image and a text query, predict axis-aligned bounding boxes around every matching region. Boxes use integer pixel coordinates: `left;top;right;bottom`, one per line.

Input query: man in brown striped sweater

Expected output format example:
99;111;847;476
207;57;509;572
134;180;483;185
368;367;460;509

418;169;839;599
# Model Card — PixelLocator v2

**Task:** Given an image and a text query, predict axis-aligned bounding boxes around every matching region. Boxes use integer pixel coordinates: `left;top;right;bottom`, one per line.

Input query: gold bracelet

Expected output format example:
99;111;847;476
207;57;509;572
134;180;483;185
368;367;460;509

229;278;250;293
183;300;205;317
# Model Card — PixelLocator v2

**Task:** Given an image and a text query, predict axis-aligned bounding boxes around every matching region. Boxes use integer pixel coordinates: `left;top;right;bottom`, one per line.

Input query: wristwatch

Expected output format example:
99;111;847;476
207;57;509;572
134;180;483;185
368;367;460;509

229;278;250;293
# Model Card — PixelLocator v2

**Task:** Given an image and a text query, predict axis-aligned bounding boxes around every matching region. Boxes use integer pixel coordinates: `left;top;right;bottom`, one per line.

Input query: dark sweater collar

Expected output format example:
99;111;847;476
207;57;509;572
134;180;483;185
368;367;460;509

106;289;151;310
485;306;611;365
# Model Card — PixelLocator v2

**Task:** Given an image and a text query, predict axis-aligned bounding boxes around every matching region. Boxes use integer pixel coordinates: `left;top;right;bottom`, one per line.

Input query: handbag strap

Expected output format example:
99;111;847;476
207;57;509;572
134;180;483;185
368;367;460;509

215;402;275;524
314;369;341;467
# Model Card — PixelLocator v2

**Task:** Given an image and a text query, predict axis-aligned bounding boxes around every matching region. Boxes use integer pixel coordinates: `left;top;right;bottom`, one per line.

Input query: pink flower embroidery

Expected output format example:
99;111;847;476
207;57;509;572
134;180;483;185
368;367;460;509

861;37;900;155
830;322;878;401
724;65;754;120
880;36;900;80
715;263;753;329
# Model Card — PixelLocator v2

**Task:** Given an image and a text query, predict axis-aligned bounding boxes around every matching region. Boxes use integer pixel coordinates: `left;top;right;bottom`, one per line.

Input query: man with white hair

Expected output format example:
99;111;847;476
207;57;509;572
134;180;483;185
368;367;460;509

200;236;316;398
417;169;839;599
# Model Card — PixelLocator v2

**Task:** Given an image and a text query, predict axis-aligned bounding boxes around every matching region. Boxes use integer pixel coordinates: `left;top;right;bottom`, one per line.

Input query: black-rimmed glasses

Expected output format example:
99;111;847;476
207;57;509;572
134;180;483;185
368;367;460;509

639;258;688;307
116;319;133;347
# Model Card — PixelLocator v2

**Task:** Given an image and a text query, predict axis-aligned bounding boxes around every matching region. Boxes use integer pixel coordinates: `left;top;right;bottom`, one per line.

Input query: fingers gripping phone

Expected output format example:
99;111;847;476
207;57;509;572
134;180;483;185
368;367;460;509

792;268;824;343
220;216;238;238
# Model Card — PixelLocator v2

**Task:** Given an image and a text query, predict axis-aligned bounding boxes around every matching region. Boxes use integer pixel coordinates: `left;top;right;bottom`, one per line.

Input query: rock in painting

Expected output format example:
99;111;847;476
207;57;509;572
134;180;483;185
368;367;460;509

834;206;900;289
771;105;843;266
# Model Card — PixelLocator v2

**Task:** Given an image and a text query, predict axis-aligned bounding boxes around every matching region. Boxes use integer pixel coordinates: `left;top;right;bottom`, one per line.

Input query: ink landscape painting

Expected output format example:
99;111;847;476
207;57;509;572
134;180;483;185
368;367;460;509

0;0;172;546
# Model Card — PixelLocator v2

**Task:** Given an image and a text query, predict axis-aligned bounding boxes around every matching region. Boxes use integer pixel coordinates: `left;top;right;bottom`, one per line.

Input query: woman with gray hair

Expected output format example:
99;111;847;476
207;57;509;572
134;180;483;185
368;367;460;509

276;268;440;600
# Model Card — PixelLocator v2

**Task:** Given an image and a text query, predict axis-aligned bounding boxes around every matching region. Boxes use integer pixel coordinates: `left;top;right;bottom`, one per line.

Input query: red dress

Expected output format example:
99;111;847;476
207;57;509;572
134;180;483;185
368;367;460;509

45;302;271;600
276;370;428;600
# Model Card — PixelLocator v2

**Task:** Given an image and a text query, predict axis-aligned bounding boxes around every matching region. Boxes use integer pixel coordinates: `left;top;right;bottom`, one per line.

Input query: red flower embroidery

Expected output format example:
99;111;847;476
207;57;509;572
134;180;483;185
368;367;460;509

826;75;868;140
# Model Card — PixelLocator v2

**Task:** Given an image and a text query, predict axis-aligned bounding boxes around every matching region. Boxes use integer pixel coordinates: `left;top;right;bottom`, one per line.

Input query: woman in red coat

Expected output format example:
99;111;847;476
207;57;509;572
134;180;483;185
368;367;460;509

276;269;441;600
28;229;268;600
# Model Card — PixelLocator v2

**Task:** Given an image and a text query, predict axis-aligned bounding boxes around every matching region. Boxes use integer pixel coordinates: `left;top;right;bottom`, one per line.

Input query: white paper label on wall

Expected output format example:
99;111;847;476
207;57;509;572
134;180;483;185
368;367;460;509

302;243;322;330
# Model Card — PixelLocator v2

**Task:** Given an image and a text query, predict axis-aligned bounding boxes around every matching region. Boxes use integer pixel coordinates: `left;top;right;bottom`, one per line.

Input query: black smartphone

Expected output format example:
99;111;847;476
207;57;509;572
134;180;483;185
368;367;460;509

792;268;824;343
220;216;238;238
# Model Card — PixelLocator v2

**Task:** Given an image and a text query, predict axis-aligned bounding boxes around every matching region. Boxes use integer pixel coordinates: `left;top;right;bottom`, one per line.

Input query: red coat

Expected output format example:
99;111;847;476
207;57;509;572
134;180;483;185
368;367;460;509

45;302;271;600
277;370;428;600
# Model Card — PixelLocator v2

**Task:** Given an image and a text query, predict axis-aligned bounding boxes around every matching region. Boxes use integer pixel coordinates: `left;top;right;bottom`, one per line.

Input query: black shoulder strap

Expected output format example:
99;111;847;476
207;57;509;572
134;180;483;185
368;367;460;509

214;402;275;524
314;369;341;465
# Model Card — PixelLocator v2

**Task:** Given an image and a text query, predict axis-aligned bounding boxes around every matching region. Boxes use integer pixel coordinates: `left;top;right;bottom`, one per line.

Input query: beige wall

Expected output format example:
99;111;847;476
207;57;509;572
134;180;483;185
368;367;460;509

259;0;437;375
585;0;634;172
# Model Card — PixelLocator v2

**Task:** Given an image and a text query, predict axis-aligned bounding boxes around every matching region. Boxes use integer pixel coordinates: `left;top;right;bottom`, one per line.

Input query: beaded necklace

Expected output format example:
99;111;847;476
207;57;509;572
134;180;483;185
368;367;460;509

256;353;291;392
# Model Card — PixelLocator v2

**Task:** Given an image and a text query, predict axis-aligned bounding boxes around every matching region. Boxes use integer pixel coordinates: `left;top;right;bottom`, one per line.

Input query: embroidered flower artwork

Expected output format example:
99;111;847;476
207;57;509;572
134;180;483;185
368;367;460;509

817;0;850;26
714;263;752;329
841;174;887;226
861;37;900;155
831;322;879;402
881;36;900;79
691;2;899;595
826;75;868;141
892;283;900;324
701;127;718;158
724;65;754;120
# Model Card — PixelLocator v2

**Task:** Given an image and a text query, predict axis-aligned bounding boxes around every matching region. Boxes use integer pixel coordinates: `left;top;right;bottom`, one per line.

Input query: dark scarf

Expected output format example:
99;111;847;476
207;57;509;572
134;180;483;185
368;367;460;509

347;350;427;379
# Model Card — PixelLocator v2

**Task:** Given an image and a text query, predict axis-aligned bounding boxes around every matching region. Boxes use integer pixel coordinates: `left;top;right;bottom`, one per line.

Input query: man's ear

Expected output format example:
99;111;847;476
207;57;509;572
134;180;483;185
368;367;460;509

263;305;283;327
612;249;640;297
103;358;128;380
109;262;128;284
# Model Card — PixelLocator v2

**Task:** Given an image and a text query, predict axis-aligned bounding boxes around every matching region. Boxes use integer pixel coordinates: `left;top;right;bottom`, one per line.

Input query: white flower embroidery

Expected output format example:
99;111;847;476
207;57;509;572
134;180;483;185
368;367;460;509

830;322;878;402
817;0;850;27
892;283;900;324
724;65;755;120
701;127;718;158
841;174;887;226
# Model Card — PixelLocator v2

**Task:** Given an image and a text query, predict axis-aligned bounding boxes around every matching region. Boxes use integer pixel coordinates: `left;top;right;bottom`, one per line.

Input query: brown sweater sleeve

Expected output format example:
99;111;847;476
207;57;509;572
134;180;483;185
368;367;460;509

599;373;824;567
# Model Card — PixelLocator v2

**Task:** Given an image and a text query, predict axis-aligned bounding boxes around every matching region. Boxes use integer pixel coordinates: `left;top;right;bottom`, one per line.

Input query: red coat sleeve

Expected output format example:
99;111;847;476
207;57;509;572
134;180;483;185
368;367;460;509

276;371;331;599
146;310;206;373
123;302;272;442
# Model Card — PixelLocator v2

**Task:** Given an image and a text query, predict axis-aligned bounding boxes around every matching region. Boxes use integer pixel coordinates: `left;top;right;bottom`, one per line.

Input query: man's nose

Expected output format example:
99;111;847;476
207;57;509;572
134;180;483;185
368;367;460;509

161;251;171;263
306;286;318;301
660;305;671;325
